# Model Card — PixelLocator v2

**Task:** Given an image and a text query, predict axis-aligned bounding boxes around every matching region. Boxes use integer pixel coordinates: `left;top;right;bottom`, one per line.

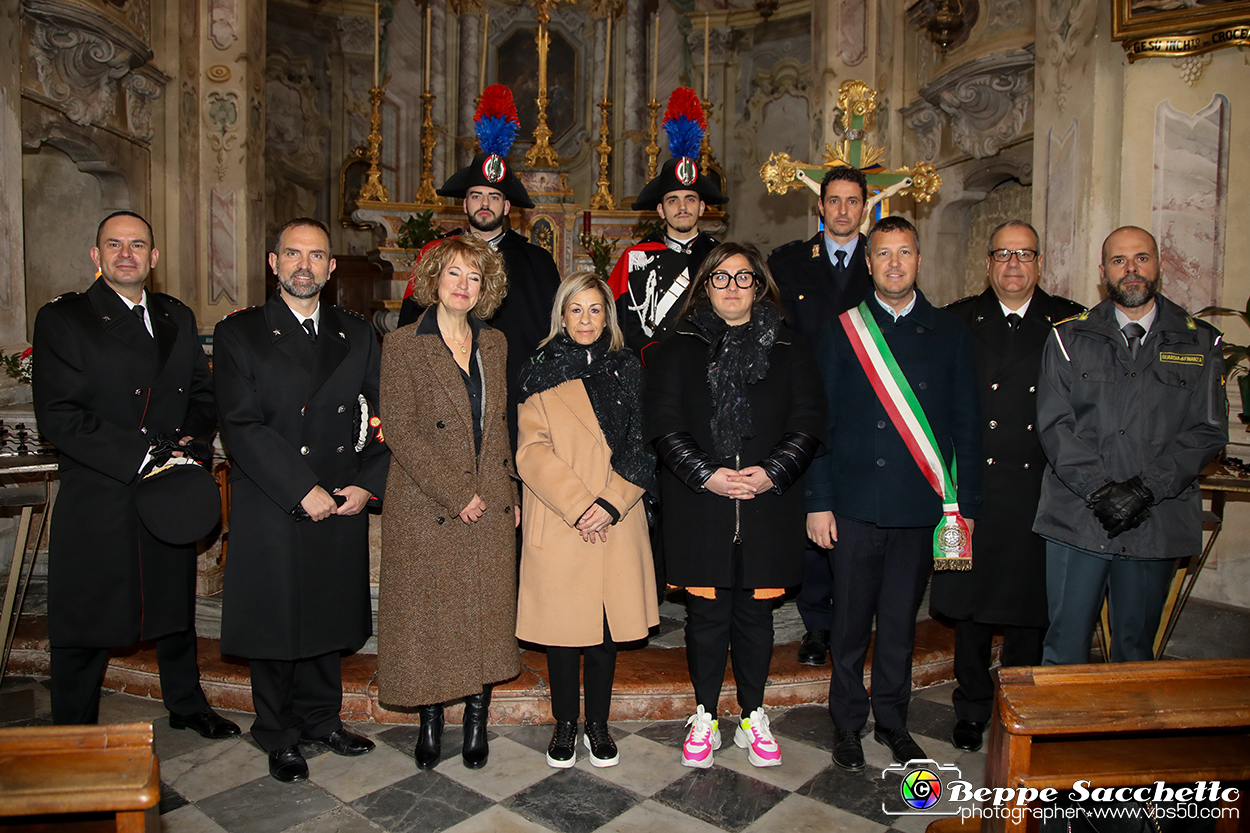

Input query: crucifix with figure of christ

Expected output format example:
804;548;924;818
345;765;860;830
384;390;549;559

760;80;942;227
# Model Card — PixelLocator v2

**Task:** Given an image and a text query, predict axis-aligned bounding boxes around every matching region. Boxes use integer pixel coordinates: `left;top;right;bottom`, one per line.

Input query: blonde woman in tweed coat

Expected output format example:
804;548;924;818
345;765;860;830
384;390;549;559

378;234;520;772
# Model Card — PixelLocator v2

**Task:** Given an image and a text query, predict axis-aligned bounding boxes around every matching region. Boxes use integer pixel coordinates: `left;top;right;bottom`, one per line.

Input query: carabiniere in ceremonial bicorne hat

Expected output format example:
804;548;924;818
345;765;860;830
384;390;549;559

632;87;727;210
436;84;535;209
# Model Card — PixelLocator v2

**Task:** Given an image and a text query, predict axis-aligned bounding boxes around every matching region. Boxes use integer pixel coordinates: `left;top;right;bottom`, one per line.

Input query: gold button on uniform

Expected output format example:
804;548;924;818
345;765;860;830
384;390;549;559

300;446;310;455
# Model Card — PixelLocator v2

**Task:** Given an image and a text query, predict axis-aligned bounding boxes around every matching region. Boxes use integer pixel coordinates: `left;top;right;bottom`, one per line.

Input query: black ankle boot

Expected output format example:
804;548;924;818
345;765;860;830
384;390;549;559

461;687;491;769
414;704;444;769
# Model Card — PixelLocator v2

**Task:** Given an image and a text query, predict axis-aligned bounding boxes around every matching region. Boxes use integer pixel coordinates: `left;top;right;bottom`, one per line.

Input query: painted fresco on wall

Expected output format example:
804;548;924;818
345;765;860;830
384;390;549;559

498;28;577;145
1152;94;1228;313
1114;0;1250;38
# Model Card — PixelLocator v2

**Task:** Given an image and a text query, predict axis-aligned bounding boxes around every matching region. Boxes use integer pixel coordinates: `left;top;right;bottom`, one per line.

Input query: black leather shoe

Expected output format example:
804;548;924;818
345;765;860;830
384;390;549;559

268;745;309;782
833;729;865;772
874;725;926;764
301;728;375;756
582;721;619;767
797;629;831;666
415;704;444;769
546;720;577;768
951;719;985;752
462;688;490;769
169;708;242;739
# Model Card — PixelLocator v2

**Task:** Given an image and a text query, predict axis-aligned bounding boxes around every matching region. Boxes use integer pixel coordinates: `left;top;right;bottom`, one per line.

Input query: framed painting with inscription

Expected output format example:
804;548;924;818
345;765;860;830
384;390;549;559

1113;0;1250;40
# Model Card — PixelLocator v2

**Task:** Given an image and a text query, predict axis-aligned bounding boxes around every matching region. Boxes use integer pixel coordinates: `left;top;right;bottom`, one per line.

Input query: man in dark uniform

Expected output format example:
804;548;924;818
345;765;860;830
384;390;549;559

930;220;1083;752
806;215;981;771
397;151;560;451
608;145;725;366
215;218;391;782
1034;226;1226;666
768;166;873;667
33;211;239;736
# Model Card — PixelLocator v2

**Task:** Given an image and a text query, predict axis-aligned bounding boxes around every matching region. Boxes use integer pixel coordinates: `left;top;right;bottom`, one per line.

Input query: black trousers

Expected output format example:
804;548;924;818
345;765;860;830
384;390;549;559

248;652;343;753
828;516;932;732
796;541;834;632
546;618;618;724
685;580;774;717
951;620;1043;724
51;627;209;725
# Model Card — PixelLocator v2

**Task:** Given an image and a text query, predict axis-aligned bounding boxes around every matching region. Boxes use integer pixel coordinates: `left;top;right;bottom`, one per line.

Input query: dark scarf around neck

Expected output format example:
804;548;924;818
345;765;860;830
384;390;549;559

518;332;655;492
688;300;782;458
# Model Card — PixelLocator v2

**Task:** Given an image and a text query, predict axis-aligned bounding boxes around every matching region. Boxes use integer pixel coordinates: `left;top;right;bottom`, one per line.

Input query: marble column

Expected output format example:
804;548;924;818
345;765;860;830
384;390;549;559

0;0;26;346
621;0;645;199
194;0;268;315
1031;0;1123;305
432;0;450;187
457;10;483;168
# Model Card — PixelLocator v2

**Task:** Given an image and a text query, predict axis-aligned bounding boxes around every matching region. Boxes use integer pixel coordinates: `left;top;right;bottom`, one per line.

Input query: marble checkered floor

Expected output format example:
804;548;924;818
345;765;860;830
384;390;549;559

0;675;987;833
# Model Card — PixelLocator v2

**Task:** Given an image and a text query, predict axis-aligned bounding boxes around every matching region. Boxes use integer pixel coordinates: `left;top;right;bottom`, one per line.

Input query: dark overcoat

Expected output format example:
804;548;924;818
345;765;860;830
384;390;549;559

768;232;873;340
805;290;983;526
377;311;520;707
214;293;390;661
1033;295;1227;559
929;288;1084;627
397;228;562;449
34;279;215;647
643;310;825;589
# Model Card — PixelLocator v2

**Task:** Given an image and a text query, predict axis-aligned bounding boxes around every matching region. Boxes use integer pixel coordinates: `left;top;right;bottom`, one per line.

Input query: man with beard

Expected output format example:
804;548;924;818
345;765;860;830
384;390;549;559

931;220;1083;751
1033;225;1226;665
398;87;560;451
767;166;874;667
215;218;391;781
33;211;238;735
609;87;725;366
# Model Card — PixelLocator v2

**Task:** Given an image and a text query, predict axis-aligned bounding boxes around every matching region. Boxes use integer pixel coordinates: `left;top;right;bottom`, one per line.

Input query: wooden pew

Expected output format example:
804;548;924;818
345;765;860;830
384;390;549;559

0;722;159;831
983;659;1250;833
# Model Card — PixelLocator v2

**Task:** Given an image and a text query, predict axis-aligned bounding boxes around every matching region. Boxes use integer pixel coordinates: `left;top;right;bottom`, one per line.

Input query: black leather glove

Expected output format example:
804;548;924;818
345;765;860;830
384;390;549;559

653;432;720;492
1087;476;1153;539
756;432;821;495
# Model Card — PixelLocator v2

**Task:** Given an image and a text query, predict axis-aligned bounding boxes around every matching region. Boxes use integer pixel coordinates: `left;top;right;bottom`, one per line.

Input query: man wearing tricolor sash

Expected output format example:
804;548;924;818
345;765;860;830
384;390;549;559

805;215;982;772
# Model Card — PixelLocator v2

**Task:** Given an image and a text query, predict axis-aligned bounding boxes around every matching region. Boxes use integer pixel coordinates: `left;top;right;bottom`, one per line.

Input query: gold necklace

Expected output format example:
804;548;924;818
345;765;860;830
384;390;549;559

445;329;470;354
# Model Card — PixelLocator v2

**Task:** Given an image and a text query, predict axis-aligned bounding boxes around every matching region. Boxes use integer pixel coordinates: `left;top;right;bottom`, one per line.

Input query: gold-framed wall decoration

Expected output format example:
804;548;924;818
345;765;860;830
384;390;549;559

1113;0;1250;61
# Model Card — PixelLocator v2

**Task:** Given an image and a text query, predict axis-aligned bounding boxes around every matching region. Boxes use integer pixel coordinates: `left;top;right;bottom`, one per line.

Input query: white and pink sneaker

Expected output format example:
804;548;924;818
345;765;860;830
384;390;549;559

734;708;781;767
681;705;721;768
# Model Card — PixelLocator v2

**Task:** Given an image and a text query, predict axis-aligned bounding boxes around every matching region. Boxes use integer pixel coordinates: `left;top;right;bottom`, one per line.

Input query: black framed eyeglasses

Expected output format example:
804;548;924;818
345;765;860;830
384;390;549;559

709;270;757;289
989;248;1039;263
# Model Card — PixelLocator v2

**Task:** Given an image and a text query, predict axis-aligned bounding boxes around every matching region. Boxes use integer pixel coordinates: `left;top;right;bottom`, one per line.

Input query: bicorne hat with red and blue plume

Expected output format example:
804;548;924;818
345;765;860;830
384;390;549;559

632;86;726;210
437;84;535;208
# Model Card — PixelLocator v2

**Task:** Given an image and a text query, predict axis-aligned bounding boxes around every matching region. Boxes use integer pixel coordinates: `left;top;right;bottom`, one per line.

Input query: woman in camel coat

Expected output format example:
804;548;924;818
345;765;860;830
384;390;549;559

378;234;520;772
515;272;658;769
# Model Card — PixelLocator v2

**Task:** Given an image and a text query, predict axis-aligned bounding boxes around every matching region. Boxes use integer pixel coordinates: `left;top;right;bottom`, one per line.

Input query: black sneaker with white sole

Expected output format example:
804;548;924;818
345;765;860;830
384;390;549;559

582;721;619;767
546;720;577;768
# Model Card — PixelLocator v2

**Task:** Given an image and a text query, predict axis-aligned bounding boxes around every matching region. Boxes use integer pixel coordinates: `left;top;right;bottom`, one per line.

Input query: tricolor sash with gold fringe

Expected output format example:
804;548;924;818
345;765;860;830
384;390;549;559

839;301;971;570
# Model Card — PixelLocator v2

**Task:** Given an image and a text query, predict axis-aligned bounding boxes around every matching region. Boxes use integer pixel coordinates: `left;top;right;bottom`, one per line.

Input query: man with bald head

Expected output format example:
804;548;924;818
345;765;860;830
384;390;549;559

1033;226;1226;664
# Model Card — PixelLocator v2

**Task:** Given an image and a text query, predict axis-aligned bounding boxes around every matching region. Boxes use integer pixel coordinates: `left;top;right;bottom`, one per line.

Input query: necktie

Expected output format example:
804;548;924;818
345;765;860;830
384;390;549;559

302;319;317;342
1005;313;1022;331
834;250;847;272
132;305;151;337
1122;321;1145;359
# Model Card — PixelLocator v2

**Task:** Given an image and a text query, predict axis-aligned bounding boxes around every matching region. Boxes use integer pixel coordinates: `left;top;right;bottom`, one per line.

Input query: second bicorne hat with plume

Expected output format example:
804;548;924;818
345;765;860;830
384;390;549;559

632;87;726;210
438;84;535;209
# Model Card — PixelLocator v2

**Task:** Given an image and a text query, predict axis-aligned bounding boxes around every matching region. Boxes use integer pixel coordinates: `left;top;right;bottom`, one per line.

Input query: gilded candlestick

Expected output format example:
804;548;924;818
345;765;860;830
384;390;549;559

590;99;614;210
360;83;390;202
644;98;661;180
414;90;440;205
525;20;559;167
698;99;719;175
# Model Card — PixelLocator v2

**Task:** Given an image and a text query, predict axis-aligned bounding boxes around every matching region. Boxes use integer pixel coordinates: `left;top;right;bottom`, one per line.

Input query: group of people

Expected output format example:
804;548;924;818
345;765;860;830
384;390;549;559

33;107;1227;786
